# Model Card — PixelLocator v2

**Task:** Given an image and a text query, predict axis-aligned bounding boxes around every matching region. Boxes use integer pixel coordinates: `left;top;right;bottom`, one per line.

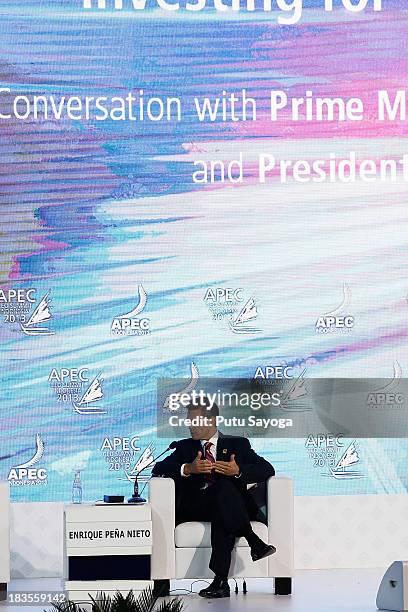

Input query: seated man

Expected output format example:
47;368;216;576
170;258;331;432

152;398;276;599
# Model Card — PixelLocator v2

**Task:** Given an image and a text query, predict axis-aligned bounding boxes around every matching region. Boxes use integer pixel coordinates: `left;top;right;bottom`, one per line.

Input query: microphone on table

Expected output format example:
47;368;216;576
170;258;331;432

128;441;179;504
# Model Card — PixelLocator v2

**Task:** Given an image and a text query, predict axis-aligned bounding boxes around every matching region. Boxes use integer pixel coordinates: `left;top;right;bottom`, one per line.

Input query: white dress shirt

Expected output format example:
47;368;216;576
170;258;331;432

181;432;219;477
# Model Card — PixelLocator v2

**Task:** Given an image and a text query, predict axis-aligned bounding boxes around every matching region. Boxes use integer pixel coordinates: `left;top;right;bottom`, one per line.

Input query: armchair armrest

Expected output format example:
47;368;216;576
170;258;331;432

267;476;294;577
150;477;176;580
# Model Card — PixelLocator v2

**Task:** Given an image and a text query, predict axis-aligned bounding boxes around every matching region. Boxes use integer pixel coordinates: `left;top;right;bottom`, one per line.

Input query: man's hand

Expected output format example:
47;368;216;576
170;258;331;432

184;451;213;475
214;454;240;477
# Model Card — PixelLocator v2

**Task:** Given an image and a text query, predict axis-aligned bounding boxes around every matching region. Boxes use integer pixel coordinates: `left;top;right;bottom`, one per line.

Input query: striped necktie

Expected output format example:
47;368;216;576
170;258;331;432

204;441;215;484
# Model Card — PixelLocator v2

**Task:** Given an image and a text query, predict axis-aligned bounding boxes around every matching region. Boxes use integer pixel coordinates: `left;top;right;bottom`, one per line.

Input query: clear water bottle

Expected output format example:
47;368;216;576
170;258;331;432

72;470;83;504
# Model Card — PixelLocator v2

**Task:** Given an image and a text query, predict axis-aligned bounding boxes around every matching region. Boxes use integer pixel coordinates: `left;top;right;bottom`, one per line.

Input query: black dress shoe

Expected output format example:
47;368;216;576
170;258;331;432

251;542;277;562
199;576;230;598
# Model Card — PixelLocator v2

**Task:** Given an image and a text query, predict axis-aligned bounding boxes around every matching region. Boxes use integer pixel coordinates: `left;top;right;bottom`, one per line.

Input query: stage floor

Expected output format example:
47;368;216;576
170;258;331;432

2;569;386;612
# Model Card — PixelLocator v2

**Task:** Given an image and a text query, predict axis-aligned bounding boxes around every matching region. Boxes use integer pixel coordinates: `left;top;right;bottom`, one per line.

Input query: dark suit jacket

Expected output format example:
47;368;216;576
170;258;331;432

152;434;275;522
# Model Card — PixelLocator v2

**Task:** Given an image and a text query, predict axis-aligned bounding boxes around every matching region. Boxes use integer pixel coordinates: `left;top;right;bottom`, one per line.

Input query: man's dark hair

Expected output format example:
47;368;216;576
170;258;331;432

186;395;219;418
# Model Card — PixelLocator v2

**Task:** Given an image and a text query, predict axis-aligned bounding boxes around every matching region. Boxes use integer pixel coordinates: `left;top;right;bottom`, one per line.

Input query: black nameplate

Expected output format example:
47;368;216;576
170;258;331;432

68;555;150;580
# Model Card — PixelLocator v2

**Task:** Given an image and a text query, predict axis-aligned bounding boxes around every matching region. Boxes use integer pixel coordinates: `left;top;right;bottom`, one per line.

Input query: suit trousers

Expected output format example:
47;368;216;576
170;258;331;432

177;478;254;578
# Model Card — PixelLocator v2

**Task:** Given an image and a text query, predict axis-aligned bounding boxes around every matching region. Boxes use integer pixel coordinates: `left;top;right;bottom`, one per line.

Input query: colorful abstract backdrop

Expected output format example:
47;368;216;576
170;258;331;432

0;0;407;502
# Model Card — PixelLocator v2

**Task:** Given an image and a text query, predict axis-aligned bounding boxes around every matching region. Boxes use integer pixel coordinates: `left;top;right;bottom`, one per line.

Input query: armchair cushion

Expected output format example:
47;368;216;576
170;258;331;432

175;520;268;548
150;475;294;580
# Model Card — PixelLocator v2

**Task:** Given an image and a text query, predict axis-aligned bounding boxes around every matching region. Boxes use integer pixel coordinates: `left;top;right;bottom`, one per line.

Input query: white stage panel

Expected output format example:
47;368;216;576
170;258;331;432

8;495;408;578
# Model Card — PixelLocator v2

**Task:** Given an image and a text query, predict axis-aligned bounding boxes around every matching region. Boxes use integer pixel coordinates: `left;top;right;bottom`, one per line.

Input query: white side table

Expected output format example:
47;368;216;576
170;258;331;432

63;503;152;601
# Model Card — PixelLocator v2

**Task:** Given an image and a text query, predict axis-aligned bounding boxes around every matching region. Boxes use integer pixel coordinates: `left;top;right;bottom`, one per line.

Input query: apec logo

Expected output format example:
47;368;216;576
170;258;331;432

204;287;244;303
254;366;294;379
254;366;310;411
8;434;48;486
100;436;141;472
0;288;54;335
162;361;199;411
315;315;354;331
48;368;105;415
366;361;405;408
204;287;261;334
111;285;150;336
0;288;36;304
367;393;404;405
229;296;260;334
121;443;156;486
305;434;364;480
49;367;89;382
204;287;244;322
315;284;354;333
100;437;141;452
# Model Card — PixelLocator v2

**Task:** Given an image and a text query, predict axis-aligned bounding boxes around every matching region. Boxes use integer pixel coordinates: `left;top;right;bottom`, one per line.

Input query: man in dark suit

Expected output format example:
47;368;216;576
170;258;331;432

152;398;276;599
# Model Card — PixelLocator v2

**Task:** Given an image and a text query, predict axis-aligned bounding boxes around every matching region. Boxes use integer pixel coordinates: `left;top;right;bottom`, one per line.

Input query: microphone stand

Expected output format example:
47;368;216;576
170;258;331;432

128;443;176;504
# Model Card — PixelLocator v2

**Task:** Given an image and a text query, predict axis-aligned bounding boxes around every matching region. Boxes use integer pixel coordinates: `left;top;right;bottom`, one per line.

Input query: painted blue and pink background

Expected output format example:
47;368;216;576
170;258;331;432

0;0;407;502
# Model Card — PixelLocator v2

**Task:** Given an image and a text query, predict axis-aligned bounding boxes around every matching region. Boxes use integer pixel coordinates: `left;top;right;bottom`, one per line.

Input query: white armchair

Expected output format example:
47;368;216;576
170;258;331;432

150;475;294;595
0;482;10;601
